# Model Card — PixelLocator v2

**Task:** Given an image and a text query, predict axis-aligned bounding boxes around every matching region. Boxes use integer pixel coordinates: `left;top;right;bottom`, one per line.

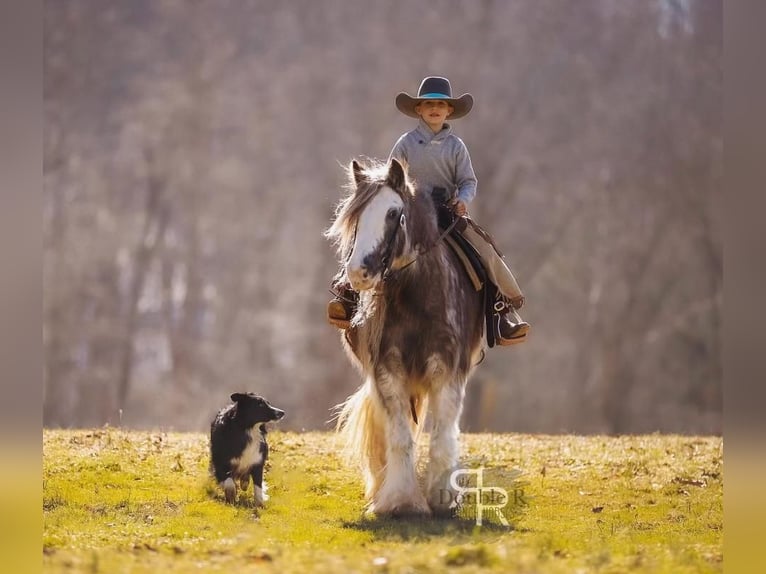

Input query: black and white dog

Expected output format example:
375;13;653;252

210;393;285;505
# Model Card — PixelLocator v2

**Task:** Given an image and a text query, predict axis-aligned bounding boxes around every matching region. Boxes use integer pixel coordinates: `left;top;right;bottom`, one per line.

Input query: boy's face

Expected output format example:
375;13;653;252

416;99;453;131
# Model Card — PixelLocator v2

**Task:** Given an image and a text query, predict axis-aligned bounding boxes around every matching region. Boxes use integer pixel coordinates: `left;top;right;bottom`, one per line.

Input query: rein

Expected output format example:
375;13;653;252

381;212;461;282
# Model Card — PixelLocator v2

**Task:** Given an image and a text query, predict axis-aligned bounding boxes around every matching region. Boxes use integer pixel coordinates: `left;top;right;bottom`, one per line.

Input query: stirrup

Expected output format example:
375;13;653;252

493;294;523;315
329;286;358;305
497;329;528;346
327;297;353;330
328;317;351;330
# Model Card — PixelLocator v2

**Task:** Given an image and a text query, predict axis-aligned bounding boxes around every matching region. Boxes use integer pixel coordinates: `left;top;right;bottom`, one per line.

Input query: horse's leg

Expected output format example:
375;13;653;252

371;371;430;516
426;379;466;515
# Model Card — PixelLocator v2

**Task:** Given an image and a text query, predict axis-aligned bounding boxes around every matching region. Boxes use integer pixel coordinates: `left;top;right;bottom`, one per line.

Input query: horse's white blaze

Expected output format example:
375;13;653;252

347;186;403;291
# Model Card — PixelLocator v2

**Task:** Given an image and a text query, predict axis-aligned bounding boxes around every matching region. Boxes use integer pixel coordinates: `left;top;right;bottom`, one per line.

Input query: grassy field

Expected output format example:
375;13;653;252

43;428;722;573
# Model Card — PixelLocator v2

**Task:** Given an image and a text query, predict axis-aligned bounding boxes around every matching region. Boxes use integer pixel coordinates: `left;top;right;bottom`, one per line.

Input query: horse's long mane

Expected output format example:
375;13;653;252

325;159;415;263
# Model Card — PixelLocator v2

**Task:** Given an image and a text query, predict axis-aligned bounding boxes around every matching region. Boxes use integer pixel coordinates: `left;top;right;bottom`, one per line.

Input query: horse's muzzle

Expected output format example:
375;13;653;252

347;264;377;291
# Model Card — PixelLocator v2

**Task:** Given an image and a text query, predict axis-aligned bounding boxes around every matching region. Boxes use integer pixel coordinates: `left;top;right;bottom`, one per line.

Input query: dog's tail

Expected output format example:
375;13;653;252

334;377;387;501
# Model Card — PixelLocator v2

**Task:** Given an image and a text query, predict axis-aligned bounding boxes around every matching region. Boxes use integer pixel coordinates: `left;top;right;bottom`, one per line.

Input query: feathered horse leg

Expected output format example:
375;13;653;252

371;370;430;517
425;380;466;515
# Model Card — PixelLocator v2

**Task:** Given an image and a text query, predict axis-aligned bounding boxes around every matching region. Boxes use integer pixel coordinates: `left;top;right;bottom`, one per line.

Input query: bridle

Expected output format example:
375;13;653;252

380;209;461;282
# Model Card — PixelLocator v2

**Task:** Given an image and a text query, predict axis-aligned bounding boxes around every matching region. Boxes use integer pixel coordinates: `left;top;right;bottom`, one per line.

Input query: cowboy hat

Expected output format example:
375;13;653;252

395;76;474;120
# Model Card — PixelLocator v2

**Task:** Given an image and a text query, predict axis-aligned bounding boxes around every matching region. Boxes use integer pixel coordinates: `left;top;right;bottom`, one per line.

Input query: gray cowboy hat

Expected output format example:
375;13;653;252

395;76;474;120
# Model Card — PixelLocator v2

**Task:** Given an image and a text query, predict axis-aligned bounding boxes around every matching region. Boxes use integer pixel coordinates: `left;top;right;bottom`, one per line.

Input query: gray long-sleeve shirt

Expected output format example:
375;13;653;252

388;119;478;204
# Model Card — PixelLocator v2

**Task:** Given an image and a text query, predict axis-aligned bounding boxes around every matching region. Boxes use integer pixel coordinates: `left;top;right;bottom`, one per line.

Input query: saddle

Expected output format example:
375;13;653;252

431;189;502;348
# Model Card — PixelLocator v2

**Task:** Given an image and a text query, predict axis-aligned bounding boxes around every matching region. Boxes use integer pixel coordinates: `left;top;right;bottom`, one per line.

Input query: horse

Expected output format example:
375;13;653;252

326;158;486;516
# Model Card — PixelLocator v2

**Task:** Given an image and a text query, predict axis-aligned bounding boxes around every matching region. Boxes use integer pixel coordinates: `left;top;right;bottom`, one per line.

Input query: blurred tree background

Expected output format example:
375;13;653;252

43;0;721;434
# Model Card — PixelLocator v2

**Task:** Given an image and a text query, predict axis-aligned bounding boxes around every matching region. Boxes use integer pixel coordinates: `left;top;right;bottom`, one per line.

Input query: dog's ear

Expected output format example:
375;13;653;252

230;393;247;403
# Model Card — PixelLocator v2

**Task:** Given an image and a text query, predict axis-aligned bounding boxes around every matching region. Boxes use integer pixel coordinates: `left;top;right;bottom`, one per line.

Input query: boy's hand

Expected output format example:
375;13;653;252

451;199;467;217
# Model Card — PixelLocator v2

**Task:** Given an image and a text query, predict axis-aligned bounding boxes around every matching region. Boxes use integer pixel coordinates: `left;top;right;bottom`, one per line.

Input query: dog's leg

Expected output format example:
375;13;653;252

240;475;250;492
426;380;465;515
251;464;267;507
371;370;430;517
222;477;237;503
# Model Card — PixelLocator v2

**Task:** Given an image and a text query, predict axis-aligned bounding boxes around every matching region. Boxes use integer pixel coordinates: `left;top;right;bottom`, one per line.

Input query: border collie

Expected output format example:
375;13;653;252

210;393;285;505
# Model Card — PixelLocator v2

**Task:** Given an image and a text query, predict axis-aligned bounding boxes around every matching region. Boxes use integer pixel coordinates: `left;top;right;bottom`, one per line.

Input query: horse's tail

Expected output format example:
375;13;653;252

334;377;387;500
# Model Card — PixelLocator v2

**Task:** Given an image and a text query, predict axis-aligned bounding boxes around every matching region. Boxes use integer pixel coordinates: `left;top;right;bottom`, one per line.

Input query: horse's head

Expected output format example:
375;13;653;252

326;159;415;292
347;159;412;290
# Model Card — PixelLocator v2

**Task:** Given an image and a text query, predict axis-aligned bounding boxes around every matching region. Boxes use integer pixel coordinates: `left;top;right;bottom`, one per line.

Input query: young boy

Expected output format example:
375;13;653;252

328;76;529;346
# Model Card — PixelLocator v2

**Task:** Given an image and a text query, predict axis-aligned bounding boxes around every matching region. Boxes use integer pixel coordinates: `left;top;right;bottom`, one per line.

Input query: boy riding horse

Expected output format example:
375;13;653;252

329;76;530;347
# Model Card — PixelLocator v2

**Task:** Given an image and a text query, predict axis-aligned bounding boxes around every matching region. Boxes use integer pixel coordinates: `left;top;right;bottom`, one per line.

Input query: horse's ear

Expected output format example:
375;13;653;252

387;158;406;191
351;160;366;187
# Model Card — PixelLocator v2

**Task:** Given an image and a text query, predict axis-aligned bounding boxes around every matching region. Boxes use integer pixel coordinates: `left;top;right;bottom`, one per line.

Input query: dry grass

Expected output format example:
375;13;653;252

43;429;722;573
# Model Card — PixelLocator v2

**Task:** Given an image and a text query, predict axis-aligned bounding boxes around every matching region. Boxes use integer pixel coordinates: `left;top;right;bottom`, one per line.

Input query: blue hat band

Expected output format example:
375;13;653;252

419;92;451;99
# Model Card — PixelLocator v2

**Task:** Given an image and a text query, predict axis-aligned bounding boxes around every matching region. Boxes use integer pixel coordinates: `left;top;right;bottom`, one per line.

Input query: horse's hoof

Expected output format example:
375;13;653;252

371;496;432;518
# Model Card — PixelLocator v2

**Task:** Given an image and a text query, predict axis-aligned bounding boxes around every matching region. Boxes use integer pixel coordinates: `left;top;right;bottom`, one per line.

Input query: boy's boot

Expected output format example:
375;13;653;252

327;282;358;329
494;295;530;346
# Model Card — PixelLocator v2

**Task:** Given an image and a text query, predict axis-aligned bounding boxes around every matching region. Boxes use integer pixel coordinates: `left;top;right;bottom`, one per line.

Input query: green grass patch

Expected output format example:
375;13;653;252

43;429;722;573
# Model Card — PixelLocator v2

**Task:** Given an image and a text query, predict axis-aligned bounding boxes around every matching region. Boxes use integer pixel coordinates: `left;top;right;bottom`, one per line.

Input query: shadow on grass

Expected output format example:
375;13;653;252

205;469;532;538
342;474;532;541
342;509;527;542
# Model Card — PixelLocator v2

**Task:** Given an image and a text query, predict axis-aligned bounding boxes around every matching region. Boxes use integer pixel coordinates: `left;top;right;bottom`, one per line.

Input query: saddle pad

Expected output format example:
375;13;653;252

444;234;484;292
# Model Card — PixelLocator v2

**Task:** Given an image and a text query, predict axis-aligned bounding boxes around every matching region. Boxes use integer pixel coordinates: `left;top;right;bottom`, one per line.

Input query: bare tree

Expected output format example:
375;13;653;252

44;0;721;434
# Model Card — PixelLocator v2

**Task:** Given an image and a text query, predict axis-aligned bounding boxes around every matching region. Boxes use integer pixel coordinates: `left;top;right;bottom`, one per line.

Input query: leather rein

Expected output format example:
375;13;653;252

380;210;461;282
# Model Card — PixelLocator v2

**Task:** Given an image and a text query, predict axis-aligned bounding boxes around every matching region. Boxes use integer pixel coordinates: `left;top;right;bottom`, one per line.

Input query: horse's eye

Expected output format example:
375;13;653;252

387;208;399;220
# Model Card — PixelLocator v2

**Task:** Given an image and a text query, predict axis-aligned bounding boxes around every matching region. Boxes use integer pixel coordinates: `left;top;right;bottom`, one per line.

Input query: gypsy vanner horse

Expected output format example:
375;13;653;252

326;158;485;516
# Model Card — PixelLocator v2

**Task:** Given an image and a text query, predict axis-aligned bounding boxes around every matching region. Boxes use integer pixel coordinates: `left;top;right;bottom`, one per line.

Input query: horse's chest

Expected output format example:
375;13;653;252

230;428;264;476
